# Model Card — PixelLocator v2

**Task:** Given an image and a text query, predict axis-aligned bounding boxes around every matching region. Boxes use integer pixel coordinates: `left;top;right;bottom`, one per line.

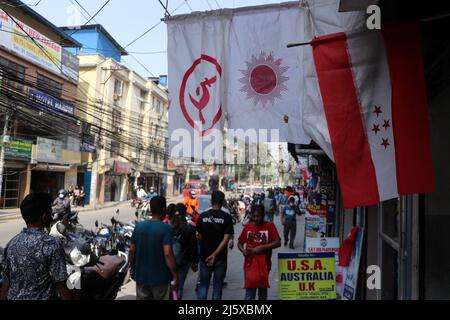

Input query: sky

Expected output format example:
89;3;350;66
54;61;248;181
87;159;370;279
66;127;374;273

30;0;291;162
30;0;286;78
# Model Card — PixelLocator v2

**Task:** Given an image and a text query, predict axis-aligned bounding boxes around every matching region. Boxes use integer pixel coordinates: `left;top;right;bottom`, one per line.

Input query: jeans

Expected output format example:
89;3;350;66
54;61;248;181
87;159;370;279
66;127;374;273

177;263;190;300
245;288;268;300
136;284;170;300
283;219;297;246
198;260;227;300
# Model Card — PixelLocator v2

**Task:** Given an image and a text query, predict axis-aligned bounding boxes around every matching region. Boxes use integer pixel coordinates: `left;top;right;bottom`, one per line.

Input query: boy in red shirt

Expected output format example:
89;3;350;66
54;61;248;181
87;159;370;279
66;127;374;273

238;205;281;300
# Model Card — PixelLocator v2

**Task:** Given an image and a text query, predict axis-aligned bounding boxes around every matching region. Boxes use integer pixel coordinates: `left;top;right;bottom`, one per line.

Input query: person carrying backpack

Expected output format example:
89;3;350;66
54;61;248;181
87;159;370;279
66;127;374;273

169;203;199;300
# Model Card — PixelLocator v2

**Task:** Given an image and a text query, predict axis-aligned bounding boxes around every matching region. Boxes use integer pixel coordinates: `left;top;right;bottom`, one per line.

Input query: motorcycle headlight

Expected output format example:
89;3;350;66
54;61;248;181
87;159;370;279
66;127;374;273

70;247;90;267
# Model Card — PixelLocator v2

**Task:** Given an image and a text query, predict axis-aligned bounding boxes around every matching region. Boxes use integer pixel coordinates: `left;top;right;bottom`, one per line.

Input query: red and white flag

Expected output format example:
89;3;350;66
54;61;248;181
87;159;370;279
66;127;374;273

307;22;435;208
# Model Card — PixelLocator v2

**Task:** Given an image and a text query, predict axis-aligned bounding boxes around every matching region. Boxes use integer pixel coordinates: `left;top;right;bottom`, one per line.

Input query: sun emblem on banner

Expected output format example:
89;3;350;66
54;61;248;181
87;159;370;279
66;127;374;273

239;52;289;107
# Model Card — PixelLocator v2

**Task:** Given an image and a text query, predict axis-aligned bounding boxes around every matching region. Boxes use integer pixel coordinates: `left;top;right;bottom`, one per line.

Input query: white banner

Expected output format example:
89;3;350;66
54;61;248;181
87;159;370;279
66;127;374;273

227;5;310;144
166;3;312;162
167;13;230;162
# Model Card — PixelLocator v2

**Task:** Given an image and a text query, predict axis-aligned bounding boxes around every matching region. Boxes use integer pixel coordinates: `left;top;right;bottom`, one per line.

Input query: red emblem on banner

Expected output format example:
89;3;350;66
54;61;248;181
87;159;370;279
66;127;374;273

180;54;222;137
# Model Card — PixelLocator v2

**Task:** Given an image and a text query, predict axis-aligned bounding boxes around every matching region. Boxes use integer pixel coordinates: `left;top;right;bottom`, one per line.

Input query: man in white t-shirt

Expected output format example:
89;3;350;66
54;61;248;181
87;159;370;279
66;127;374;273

137;186;147;199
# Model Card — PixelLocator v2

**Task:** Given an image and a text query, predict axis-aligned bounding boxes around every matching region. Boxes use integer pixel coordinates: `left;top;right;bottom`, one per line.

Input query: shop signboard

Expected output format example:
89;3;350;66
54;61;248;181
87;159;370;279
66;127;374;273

306;237;340;275
0;9;62;74
61;49;79;82
36;137;63;163
278;253;336;300
28;87;75;116
306;204;328;217
304;214;327;239
113;161;131;175
3;136;32;159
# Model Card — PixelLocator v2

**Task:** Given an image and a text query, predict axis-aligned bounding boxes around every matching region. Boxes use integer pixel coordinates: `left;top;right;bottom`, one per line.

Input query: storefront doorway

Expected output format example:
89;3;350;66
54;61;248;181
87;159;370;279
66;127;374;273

1;169;21;209
30;171;65;199
104;174;122;202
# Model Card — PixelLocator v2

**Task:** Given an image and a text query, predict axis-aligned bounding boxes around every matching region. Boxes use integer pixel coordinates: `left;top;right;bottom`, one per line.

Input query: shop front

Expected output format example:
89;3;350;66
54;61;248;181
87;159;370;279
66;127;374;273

1;136;33;208
104;161;130;202
30;137;70;199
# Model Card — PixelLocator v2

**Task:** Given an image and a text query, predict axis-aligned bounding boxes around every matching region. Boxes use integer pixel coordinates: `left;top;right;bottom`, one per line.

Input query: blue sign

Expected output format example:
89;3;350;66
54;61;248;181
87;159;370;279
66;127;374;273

28;87;75;115
80;142;96;153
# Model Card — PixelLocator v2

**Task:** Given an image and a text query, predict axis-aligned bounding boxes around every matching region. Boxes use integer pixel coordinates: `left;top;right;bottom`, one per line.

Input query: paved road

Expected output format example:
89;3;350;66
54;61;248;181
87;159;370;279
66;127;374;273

0;197;183;247
117;213;306;300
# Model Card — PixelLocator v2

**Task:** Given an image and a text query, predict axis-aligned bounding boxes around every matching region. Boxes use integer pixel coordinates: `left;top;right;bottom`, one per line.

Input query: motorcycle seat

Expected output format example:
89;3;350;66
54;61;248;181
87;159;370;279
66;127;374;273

85;254;126;280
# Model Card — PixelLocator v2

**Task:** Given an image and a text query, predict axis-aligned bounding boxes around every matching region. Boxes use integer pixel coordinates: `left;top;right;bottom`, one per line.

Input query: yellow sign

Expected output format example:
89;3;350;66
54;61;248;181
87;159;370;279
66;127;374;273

278;253;336;300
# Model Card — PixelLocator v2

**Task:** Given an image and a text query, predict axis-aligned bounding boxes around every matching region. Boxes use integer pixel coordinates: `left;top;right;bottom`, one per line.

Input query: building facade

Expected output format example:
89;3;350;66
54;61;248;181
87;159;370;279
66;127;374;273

0;1;82;207
62;24;170;206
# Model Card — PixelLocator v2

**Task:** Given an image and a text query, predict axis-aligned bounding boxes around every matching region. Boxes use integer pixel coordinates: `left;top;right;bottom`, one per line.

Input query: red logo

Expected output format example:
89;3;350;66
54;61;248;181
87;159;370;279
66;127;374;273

180;54;222;137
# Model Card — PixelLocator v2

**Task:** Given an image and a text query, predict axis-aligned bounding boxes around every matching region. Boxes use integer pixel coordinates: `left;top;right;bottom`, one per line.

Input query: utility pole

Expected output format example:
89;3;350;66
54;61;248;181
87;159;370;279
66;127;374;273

0;112;11;202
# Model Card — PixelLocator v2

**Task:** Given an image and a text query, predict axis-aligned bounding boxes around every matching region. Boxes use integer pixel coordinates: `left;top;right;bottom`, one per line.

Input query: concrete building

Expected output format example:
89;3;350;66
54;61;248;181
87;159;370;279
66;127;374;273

0;1;82;207
61;25;170;207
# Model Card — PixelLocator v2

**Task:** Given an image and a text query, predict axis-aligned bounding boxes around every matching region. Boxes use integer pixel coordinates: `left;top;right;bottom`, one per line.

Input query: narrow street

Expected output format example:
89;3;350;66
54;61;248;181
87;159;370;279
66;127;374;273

1;197;305;301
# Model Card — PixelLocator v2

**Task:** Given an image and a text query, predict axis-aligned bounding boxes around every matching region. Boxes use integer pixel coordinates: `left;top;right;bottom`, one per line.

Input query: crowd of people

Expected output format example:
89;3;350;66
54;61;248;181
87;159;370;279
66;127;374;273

66;186;86;208
1;182;316;301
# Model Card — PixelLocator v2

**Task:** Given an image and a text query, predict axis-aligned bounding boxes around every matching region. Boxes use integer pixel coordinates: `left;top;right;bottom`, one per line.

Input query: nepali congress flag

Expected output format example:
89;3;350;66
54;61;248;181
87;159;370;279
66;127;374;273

226;4;310;144
306;22;435;209
166;13;230;161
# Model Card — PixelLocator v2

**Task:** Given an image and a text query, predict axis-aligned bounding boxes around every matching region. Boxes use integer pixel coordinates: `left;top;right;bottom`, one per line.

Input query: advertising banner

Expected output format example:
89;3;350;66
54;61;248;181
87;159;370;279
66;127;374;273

304;214;327;239
0;9;62;74
3;136;32;159
341;227;364;300
278;253;336;300
36;137;63;163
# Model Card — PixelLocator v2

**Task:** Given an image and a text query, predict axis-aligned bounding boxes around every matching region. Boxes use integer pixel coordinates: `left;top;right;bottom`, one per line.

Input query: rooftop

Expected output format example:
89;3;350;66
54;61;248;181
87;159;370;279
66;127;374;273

60;24;128;56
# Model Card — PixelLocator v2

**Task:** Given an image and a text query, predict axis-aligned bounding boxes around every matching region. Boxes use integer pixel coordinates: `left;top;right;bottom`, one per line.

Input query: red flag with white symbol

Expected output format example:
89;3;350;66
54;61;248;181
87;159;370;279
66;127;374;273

308;22;435;208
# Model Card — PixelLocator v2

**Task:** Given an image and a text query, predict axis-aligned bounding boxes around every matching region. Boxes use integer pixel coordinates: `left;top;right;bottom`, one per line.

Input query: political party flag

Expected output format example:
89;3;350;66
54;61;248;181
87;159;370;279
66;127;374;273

306;22;435;209
226;4;310;144
166;13;231;161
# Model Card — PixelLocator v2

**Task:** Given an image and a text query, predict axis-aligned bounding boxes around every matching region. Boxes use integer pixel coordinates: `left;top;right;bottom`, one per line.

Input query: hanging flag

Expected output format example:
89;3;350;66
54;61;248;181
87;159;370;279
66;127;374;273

166;13;231;161
306;22;435;208
226;4;310;144
166;3;311;163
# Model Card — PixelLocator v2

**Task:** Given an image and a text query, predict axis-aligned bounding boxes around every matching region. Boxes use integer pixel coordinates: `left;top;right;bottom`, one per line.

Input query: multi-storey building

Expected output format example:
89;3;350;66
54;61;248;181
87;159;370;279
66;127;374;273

61;25;170;206
0;1;82;207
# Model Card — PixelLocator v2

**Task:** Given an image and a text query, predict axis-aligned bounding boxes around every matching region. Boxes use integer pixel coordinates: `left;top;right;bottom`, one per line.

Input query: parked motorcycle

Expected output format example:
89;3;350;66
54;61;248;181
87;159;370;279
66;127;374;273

63;233;129;300
49;213;130;300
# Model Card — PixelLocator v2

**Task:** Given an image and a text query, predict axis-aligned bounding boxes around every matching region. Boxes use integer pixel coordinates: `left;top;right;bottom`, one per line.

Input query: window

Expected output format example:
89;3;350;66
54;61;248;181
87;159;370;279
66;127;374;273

0;57;25;91
37;73;63;98
110;140;120;157
112;108;121;132
114;79;123;97
156;99;161;114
